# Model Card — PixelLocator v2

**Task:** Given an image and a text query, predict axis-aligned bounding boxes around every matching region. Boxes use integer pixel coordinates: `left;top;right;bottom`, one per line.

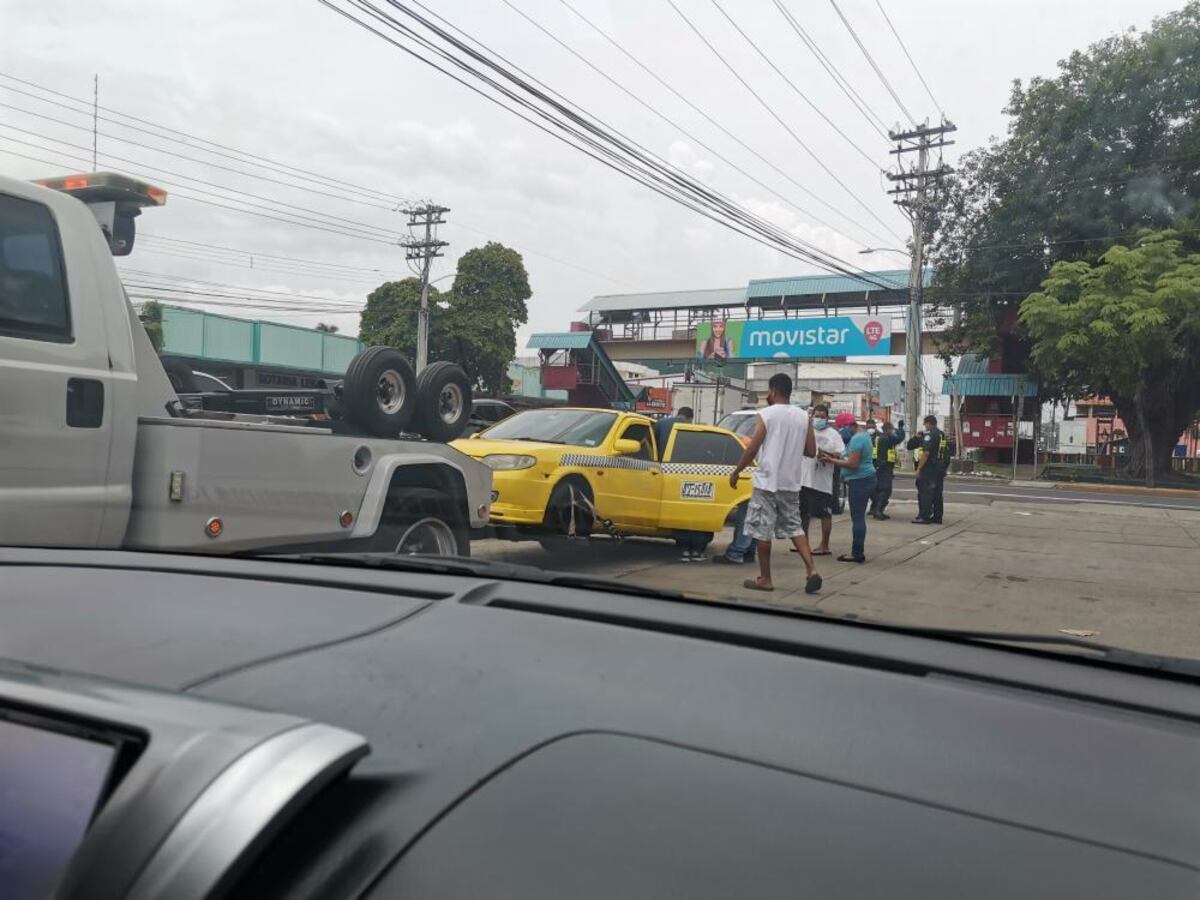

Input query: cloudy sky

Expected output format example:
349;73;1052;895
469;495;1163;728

0;0;1183;374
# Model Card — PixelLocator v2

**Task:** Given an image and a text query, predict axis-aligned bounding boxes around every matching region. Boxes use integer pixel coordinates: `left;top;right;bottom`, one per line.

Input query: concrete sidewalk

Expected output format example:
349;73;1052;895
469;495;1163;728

474;496;1200;659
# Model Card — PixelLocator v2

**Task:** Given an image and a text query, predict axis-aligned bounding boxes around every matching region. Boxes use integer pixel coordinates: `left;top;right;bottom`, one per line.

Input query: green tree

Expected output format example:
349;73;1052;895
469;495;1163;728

358;277;445;361
139;300;164;351
358;243;531;396
928;4;1200;437
1020;232;1200;484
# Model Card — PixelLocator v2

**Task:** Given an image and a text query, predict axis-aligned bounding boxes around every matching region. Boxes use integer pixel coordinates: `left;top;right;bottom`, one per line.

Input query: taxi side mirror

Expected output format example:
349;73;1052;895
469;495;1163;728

614;438;642;455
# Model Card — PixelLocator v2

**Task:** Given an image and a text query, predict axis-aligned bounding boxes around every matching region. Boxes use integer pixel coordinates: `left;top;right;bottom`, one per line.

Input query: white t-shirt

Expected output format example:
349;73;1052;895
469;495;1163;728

751;404;810;493
801;426;846;495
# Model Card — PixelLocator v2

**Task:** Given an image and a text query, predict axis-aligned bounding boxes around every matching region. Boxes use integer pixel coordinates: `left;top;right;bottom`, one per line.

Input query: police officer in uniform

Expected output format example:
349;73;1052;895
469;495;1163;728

869;419;905;519
908;414;945;524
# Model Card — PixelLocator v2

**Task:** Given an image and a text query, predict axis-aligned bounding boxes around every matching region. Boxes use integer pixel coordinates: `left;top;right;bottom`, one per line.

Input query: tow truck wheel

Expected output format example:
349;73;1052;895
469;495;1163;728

379;487;469;557
415;361;473;442
344;346;418;437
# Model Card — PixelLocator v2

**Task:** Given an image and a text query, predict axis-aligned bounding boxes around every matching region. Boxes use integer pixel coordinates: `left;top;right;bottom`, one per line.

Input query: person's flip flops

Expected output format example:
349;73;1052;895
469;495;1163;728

836;554;865;564
812;550;832;556
743;578;775;592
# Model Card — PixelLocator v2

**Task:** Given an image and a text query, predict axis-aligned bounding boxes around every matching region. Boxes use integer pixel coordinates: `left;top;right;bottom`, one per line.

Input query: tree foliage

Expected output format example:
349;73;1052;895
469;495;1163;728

1020;233;1200;483
139;300;163;351
358;242;531;395
928;3;1200;474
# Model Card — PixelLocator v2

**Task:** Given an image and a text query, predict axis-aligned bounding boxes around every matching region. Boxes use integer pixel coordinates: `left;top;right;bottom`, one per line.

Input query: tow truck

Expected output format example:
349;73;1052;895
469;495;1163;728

0;171;492;555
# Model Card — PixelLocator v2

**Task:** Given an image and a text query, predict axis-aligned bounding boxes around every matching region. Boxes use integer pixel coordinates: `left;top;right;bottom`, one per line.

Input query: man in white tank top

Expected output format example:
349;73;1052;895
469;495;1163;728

728;373;823;594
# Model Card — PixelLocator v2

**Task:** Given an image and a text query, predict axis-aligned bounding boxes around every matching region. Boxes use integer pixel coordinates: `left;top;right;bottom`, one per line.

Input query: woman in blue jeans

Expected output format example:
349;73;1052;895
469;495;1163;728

822;421;877;563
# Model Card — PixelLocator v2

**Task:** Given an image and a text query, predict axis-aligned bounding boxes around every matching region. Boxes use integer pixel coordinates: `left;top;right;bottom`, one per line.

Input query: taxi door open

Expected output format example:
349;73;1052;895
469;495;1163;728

658;426;751;534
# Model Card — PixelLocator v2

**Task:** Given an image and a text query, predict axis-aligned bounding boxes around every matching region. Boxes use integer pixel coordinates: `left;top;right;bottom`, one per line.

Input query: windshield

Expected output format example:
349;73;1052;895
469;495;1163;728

717;412;758;438
482;409;617;447
3;0;1199;676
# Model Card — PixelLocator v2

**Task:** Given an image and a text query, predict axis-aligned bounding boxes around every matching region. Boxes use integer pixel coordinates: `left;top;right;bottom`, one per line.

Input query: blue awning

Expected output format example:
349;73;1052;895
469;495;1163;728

943;374;1038;397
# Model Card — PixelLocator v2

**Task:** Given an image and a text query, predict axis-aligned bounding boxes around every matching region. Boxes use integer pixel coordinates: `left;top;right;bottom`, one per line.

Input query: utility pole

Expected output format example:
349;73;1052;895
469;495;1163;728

887;120;955;428
401;203;449;373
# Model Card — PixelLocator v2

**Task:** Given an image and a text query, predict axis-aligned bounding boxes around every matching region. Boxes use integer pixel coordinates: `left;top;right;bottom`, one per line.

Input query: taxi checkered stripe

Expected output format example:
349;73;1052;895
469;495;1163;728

661;463;737;475
559;453;739;477
560;453;655;470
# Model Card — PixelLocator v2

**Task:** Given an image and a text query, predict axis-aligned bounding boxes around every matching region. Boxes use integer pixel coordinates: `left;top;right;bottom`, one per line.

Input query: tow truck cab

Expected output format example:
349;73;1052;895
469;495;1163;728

0;171;490;554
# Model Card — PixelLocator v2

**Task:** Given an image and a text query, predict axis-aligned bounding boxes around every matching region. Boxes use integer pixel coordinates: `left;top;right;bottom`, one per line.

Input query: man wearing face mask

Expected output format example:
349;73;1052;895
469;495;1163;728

798;403;844;557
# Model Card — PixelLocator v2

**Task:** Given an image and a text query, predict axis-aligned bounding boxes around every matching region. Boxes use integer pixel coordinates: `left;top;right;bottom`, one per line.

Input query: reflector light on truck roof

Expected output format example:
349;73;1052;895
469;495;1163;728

34;171;167;207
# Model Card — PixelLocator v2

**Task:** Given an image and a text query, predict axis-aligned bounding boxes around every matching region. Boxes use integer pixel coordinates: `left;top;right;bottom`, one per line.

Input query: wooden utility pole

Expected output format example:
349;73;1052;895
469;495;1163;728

887;120;955;427
401;204;449;373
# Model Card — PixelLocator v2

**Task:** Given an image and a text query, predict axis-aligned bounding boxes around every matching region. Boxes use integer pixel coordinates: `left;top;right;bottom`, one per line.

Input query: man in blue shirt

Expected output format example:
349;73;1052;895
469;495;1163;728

823;420;878;563
654;406;693;460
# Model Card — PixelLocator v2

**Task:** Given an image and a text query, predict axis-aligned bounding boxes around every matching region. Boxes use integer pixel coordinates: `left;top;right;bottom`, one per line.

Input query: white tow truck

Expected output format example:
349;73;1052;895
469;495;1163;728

0;171;492;556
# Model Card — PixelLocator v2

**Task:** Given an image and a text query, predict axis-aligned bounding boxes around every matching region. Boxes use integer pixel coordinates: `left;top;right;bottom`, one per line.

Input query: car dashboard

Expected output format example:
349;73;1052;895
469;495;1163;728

0;547;1197;899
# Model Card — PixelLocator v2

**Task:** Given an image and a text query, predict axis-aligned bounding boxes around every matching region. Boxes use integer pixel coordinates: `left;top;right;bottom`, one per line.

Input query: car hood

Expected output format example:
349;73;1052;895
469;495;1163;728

449;438;580;460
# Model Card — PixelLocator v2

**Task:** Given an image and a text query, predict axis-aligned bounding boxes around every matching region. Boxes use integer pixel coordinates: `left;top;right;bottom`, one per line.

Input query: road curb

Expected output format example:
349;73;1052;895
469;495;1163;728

1042;481;1200;499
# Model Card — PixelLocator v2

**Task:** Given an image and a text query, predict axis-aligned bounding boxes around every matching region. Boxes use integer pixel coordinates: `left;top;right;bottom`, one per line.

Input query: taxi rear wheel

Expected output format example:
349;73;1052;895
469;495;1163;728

540;478;594;549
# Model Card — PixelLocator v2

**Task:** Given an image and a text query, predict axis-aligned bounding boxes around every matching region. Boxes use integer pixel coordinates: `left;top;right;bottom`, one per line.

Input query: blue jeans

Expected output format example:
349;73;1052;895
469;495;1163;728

725;502;756;562
845;474;878;561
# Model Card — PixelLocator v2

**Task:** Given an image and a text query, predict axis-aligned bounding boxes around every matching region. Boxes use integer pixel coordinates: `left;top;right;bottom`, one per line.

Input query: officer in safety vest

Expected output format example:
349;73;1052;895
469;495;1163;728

909;415;950;524
868;419;905;520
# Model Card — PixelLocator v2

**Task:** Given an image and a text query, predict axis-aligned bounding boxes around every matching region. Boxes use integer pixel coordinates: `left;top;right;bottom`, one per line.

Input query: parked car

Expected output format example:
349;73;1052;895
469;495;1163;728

716;408;759;445
452;407;750;548
464;398;518;435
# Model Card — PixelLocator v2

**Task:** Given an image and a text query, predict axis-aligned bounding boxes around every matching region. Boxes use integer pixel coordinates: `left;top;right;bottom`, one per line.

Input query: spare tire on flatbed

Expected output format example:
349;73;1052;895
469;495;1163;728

343;346;418;437
414;361;473;442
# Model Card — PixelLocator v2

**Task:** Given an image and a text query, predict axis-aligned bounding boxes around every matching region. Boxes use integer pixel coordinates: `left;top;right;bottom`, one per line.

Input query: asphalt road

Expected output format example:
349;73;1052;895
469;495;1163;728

887;477;1200;511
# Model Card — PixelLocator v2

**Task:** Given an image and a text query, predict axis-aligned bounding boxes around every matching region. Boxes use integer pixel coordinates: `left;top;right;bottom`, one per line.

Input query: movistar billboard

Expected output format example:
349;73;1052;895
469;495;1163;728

695;315;890;361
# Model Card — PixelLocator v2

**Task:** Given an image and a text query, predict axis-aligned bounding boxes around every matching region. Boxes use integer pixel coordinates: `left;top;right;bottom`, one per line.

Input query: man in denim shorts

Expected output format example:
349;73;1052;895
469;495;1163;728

728;373;822;595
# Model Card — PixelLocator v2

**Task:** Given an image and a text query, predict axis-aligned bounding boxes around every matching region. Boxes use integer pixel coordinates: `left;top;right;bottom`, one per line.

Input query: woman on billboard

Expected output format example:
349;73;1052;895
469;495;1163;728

701;319;734;360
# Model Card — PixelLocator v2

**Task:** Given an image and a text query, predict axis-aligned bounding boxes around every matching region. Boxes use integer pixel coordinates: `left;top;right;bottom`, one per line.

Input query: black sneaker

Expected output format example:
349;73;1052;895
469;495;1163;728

911;517;931;524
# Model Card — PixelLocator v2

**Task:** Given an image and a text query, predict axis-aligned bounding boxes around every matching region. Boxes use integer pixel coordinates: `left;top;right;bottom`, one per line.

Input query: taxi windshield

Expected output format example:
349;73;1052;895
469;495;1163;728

482;409;617;447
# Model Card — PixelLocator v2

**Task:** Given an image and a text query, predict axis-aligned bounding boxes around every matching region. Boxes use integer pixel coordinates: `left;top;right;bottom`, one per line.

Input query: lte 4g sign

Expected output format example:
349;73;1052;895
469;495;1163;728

696;315;891;360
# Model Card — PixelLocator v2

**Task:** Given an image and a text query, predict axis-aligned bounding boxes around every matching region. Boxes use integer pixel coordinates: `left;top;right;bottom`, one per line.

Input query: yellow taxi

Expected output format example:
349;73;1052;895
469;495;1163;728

451;407;752;543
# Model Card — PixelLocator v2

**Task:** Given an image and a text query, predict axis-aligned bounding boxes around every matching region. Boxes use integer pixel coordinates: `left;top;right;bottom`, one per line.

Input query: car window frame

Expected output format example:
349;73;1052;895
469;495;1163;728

0;192;74;344
617;420;655;461
665;427;744;465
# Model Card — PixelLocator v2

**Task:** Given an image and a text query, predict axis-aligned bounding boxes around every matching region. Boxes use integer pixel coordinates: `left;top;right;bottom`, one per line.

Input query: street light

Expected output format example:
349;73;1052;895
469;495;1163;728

858;247;908;255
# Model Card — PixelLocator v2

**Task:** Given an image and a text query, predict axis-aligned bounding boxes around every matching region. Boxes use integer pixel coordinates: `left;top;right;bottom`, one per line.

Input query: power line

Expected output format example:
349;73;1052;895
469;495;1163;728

0;91;403;213
417;0;897;259
0;71;412;206
874;0;943;117
498;0;883;249
664;0;904;244
0;133;406;246
770;0;890;137
828;0;917;127
705;0;881;168
2;72;644;288
320;0;900;289
0;121;406;237
139;233;405;276
554;0;888;247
